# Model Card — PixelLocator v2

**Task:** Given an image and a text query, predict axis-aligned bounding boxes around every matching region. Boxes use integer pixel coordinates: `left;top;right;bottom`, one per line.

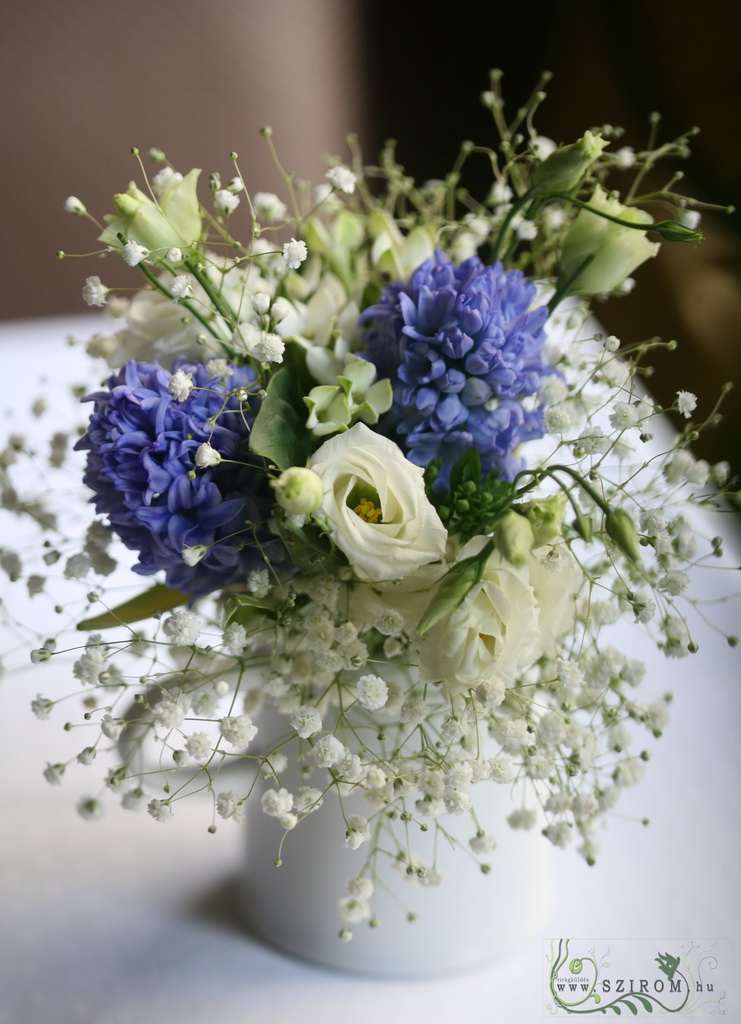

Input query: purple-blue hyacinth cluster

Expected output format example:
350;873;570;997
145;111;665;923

75;358;283;597
361;250;551;483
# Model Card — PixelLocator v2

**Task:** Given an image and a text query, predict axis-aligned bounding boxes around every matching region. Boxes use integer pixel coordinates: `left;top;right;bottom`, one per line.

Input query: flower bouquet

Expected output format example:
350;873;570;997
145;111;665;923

3;71;737;953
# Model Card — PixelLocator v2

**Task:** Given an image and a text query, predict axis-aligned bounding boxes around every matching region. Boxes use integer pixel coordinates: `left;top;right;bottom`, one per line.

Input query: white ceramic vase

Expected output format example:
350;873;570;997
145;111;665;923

239;735;552;976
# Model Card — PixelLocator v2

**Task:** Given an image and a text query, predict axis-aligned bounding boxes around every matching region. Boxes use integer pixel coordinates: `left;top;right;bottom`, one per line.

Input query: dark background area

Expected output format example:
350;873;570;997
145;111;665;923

358;0;741;481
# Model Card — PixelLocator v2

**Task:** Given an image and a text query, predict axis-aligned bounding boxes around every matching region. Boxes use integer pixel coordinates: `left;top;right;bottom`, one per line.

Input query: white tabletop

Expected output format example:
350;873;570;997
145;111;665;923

1;316;739;1023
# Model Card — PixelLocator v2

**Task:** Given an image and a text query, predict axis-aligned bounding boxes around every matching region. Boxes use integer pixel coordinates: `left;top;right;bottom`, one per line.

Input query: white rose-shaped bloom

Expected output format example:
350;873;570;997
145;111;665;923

105;288;202;367
309;423;447;582
526;542;582;654
417;538;579;695
559;184;660;295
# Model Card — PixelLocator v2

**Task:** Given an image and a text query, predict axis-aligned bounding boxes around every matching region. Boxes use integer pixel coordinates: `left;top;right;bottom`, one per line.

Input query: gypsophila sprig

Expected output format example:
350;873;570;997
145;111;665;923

3;70;738;943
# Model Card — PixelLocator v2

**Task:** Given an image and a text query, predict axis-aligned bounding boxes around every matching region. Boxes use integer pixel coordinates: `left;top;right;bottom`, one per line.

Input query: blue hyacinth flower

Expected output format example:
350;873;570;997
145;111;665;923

361;250;552;485
75;358;284;597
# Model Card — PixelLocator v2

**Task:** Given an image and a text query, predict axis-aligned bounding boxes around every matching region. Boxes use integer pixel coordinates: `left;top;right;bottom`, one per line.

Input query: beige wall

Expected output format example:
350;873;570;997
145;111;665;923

0;0;367;318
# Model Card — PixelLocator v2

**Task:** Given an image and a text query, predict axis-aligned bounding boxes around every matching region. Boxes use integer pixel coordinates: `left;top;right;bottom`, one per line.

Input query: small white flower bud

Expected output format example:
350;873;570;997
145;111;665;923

182;545;207;566
64;196;87;215
270;297;292;324
251;292;271;316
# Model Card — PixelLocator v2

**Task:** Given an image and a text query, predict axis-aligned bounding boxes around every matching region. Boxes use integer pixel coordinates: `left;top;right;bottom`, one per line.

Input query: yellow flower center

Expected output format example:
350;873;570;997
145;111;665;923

353;497;383;524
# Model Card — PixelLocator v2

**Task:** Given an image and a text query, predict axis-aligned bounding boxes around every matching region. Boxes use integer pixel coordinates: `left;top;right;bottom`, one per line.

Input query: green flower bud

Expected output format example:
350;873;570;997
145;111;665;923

417;539;494;635
652;220;703;243
572;509;594;544
533;131;608;193
493;510;535;567
522;494;568;546
559;185;660;295
271;467;324;516
605;508;641;562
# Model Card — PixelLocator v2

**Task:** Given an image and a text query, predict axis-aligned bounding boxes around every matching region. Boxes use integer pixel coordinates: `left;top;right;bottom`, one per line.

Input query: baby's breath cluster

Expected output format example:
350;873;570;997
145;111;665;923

2;70;738;939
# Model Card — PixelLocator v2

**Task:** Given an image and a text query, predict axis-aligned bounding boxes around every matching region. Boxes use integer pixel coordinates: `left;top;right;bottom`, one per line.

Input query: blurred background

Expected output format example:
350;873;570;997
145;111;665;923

1;0;739;481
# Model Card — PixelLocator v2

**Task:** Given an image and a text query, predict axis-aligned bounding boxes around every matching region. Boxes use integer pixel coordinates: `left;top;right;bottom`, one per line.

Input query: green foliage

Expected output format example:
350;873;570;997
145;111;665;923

425;449;514;543
249;343;315;471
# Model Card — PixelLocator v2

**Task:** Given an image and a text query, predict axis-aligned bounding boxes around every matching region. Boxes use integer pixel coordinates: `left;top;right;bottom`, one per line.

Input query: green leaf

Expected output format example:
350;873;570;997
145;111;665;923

249;345;314;471
635;996;653;1012
623;999;638;1015
224;592;279;628
77;584;189;630
227;593;278;612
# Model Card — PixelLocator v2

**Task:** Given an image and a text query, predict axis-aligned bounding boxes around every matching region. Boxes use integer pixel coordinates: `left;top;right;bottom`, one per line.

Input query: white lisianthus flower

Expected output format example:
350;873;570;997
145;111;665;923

559;184;660;295
417;539;540;693
418;538;579;695
309;423;447;582
100;288;202;367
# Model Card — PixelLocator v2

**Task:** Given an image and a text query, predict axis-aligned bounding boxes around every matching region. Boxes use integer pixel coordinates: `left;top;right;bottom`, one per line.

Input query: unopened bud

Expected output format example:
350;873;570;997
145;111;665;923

605;508;641;562
652;220;703;243
418;539;495;635
63;196;87;215
271;467;324;516
532;131;608;193
522;494;567;546
493;510;535;566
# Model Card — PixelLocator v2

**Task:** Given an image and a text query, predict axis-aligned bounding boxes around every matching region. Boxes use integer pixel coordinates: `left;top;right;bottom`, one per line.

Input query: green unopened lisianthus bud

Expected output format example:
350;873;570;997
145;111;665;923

558;185;660;295
271;467;324;516
651;220;703;243
99;168;202;253
493;510;534;567
605;508;641;562
522;494;568;546
417;539;494;635
533;131;608;193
